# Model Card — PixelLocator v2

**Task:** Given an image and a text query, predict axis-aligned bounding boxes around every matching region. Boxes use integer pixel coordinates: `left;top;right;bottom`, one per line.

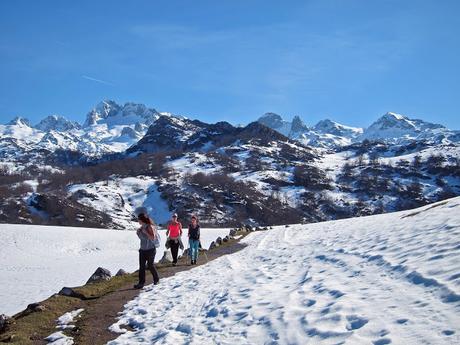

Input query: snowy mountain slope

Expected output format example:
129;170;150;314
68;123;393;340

0;224;230;316
109;197;460;345
68;176;171;229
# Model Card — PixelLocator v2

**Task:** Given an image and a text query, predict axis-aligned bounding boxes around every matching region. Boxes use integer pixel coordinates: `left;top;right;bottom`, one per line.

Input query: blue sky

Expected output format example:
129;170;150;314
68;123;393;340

0;0;459;128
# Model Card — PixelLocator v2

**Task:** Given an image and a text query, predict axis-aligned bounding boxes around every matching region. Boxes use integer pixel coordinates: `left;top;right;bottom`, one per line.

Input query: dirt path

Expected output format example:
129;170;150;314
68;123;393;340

74;239;248;345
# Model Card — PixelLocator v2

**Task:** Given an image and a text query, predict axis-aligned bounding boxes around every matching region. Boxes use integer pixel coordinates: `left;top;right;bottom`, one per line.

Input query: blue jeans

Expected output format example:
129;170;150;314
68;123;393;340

189;239;199;261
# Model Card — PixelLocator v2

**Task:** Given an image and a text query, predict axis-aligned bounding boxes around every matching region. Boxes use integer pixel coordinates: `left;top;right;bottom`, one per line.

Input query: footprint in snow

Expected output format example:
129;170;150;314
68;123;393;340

346;315;369;330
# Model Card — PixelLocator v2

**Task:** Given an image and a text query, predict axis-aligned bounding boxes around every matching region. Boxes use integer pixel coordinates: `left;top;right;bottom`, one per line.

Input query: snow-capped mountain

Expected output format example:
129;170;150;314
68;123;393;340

0;100;171;164
83;100;160;127
35;115;81;132
359;112;459;144
257;113;363;148
257;113;292;137
259;111;459;148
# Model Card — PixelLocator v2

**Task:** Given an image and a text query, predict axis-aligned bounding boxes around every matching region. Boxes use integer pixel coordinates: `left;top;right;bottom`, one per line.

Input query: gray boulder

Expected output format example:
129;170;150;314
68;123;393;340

58;287;86;299
159;251;173;264
86;267;112;284
115;269;128;276
26;303;46;312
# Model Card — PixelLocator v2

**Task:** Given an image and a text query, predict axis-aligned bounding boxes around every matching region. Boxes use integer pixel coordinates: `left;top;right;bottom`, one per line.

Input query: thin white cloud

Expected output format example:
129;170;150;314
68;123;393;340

81;75;114;86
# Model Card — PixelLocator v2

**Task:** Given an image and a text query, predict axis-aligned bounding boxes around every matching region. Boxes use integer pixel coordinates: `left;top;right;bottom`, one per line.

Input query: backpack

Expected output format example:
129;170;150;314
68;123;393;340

153;227;161;249
146;224;161;249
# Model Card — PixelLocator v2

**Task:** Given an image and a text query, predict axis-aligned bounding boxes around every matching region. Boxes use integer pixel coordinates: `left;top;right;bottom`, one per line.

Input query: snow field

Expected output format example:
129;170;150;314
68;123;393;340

109;197;460;345
0;224;230;316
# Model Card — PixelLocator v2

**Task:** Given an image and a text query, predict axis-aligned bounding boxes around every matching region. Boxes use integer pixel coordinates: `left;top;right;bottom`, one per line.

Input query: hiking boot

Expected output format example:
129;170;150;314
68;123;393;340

153;280;160;285
133;283;144;289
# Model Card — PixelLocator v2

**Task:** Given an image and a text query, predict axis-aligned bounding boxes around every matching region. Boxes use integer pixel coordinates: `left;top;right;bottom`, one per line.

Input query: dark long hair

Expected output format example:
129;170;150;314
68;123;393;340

138;213;153;225
138;213;155;239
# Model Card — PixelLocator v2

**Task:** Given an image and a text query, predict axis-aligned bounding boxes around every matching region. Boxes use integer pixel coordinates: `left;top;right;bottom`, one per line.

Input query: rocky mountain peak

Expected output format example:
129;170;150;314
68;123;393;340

83;100;159;127
35;115;81;132
6;116;31;127
291;116;308;133
258;113;284;128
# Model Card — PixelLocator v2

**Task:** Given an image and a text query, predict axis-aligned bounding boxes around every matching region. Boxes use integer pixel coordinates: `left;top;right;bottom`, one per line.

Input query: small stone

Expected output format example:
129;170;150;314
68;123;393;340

115;269;128;276
159;251;173;264
216;237;223;245
263;227;268;230
209;241;217;250
229;229;237;236
86;267;111;284
58;287;85;299
26;303;45;312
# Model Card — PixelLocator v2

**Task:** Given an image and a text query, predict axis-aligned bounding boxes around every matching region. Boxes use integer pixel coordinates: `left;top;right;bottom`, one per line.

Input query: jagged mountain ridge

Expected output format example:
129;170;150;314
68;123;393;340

258;111;459;148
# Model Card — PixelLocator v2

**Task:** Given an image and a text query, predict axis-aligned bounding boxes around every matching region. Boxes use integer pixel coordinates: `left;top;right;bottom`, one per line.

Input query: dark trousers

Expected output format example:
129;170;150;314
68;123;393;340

170;240;180;264
139;248;159;284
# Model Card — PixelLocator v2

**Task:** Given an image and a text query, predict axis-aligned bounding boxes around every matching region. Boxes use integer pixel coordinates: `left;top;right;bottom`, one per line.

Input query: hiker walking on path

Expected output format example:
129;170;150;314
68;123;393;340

134;213;160;289
166;213;183;266
188;215;200;265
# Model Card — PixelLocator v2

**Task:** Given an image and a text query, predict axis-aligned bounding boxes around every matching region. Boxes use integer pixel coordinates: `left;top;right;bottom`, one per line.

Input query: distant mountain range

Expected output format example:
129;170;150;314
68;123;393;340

1;100;459;228
2;100;458;164
257;112;459;148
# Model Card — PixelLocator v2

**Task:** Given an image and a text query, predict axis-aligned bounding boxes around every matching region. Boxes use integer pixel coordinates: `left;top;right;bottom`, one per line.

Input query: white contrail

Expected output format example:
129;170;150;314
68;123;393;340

81;75;114;86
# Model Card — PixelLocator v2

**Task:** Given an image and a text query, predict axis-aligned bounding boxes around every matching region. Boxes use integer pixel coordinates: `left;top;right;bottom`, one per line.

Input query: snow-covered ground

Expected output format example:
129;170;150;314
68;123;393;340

0;224;230;316
109;197;460;345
